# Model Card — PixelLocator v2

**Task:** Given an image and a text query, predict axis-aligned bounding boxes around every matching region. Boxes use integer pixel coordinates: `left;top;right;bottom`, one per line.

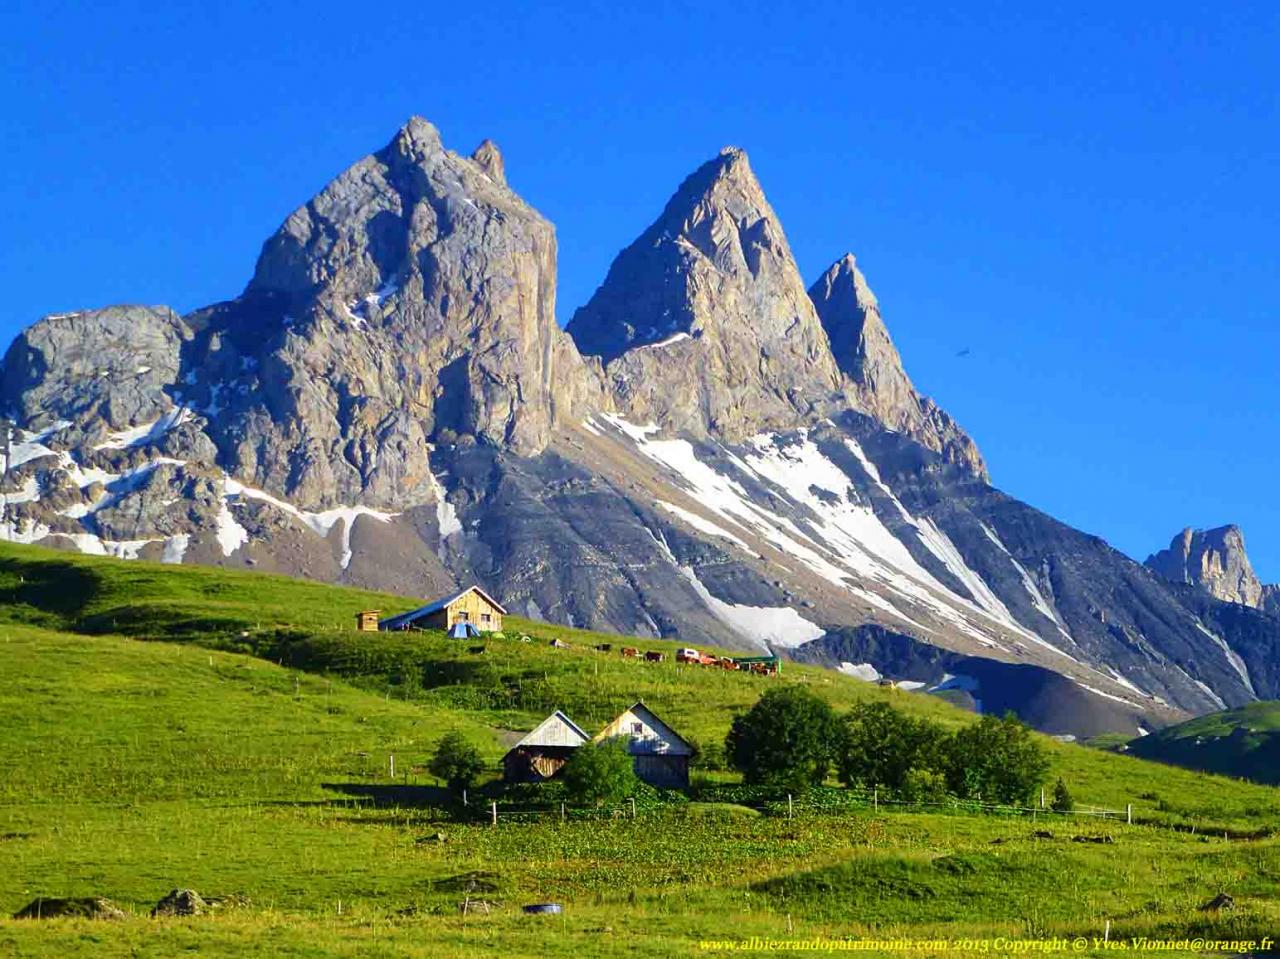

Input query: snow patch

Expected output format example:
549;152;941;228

162;533;190;564
6;421;71;468
222;476;397;568
678;565;824;649
0;518;51;544
930;673;982;712
1075;680;1142;709
94;406;194;451
599;414;661;444
215;502;249;557
638;331;691;349
656;501;749;550
1;476;41;505
1192;678;1228;711
1194;622;1254;694
838;662;882;683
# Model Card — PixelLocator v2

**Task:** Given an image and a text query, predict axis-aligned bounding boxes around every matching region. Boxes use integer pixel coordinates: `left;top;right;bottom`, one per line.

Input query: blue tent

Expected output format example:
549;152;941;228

449;622;483;639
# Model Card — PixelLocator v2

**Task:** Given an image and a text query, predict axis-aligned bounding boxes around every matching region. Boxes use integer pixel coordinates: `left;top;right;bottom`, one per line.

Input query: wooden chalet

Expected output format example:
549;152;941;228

378;585;506;633
595;702;693;789
502;710;590;783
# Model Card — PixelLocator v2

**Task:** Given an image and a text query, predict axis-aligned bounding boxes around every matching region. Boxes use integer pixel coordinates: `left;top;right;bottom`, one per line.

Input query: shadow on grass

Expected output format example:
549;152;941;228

320;782;457;808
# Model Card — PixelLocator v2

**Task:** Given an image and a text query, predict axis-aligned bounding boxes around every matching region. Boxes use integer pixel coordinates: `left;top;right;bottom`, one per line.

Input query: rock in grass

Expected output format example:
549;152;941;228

13;897;125;920
1200;893;1235;911
152;888;208;917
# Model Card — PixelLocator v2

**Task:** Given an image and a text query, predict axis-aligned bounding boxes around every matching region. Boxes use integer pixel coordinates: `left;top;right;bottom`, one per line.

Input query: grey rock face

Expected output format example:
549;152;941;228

808;254;987;480
1;305;190;440
218;116;603;508
566;147;841;441
1264;585;1280;616
1146;526;1270;609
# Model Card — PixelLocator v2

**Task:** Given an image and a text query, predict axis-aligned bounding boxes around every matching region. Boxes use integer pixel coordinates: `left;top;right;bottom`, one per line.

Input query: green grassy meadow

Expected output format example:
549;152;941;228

0;542;1278;957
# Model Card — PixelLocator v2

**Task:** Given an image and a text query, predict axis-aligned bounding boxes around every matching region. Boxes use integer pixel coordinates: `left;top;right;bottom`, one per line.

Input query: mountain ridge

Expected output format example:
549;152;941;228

2;116;1275;737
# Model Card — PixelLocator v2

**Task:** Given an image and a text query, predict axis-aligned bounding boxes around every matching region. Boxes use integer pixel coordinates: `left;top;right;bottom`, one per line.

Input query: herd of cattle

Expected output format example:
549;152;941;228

586;643;781;676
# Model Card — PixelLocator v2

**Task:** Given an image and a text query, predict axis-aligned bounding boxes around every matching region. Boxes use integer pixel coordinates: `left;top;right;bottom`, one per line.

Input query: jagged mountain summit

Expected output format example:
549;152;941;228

566;147;843;442
3;117;1277;737
808;254;987;480
1146;526;1279;614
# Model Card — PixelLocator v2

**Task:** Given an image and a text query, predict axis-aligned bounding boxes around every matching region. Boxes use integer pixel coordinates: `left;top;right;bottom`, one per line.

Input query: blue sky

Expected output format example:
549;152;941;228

3;1;1277;580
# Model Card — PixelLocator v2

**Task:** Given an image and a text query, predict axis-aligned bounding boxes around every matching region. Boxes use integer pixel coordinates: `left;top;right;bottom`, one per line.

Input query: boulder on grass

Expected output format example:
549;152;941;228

151;888;208;917
13;897;125;920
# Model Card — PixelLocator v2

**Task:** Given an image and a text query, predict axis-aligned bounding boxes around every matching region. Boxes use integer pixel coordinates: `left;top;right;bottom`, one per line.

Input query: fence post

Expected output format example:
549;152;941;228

491;801;498;826
788;794;793;820
389;754;395;779
1126;803;1132;825
462;788;468;807
629;797;636;819
873;787;878;812
561;801;566;822
1040;787;1046;809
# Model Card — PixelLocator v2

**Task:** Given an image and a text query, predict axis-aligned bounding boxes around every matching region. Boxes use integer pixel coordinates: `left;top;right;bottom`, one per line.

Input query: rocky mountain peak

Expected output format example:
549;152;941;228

808;254;987;479
470;139;506;185
1146;525;1271;609
566;147;841;441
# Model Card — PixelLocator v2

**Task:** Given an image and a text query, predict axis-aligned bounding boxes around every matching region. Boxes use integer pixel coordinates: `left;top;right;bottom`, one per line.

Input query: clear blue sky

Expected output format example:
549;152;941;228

3;2;1277;580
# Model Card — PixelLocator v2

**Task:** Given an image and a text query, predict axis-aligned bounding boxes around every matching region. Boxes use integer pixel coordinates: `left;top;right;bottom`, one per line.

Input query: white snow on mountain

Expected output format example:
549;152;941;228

94;406;194;451
656;500;750;550
678;565;823;649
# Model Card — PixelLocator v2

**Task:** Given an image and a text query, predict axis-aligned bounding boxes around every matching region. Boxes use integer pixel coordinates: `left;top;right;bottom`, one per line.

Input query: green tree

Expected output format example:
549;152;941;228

428;730;486;794
725;686;839;791
897;767;950;804
947;713;1050;804
837;701;946;792
562;737;639;806
1050;777;1074;812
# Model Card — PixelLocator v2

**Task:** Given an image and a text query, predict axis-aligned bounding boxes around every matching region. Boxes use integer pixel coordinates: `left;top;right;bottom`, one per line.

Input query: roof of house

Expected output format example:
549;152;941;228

378;584;508;630
502;710;591;758
595;701;693;756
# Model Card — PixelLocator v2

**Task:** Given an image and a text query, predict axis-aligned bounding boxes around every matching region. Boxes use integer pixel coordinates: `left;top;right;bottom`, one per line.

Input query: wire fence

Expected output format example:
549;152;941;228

457;791;1132;826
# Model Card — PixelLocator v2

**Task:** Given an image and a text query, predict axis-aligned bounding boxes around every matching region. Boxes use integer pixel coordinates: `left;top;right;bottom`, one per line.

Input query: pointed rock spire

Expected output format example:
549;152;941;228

1146;525;1275;610
470;139;506;185
809;254;987;479
566;147;841;440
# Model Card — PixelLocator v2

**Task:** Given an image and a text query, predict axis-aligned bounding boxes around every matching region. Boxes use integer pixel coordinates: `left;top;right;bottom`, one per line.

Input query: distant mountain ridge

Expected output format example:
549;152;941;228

1146;525;1280;614
3;116;1277;737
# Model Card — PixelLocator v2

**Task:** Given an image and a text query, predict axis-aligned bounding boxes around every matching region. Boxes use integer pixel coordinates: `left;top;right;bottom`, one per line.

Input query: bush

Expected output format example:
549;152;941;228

947;713;1050;805
837;701;946;791
562;737;639;807
428;730;487;794
1050;777;1074;812
725;686;839;791
896;768;950;804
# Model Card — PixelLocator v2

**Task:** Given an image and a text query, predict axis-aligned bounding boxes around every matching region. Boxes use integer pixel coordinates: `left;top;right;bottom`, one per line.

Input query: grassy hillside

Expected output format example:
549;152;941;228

1;542;1279;956
1128;701;1280;786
